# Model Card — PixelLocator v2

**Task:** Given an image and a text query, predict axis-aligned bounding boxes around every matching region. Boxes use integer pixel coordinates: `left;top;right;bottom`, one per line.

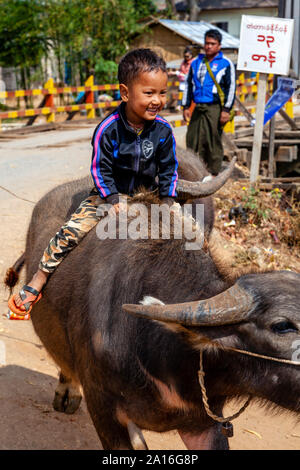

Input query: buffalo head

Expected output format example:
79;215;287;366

123;270;300;413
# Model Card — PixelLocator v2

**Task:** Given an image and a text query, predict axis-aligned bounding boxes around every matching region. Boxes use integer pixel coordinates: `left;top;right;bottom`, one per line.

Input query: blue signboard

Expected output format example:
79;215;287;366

263;77;297;125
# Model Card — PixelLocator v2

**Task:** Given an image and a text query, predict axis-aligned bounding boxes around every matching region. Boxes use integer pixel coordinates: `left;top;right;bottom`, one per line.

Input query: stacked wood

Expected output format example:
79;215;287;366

229;109;300;179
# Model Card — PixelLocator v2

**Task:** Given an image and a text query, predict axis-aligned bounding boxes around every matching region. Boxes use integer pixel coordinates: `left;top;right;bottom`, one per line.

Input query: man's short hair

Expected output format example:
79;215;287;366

118;48;167;85
205;29;222;44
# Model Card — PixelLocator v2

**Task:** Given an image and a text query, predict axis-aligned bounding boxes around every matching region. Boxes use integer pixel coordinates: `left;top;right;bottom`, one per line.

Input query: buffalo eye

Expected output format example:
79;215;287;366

271;321;298;334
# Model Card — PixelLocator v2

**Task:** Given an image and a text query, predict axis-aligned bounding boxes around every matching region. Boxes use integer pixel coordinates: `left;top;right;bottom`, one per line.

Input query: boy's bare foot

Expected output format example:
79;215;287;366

13;270;49;310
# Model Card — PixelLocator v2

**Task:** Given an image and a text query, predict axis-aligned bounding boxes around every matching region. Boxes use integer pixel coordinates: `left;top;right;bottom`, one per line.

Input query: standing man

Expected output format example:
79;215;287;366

182;29;236;175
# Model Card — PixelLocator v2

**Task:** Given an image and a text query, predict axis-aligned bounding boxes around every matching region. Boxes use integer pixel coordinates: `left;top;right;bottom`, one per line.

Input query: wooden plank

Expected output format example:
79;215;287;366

275;146;298;162
235;148;249;162
234;128;254;138
234;96;255;125
278;108;299;130
274;130;300;138
234;130;300;139
235;139;300;146
258;182;300;191
222;132;239;152
239;177;300;182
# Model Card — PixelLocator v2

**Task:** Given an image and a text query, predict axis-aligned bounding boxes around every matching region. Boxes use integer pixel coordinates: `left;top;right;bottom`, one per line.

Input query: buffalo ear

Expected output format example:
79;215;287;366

139;296;165;307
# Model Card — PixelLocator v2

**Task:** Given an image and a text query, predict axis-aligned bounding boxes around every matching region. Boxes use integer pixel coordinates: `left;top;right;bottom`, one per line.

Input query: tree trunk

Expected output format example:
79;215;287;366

57;47;63;84
166;0;177;16
188;0;201;21
20;67;29;106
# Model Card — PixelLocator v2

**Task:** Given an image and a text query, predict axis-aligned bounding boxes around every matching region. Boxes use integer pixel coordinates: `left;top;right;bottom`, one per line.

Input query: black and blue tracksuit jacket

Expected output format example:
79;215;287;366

90;103;178;204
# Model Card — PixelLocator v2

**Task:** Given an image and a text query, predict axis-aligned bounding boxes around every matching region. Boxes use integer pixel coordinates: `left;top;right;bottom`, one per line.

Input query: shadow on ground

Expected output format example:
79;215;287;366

0;364;100;450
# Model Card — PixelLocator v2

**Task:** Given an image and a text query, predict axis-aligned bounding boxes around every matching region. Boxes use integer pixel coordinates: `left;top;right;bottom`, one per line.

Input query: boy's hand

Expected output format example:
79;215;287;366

111;202;127;215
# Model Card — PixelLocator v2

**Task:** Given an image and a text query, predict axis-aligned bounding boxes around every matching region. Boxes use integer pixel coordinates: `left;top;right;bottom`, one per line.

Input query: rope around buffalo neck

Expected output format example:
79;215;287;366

226;346;300;365
198;349;251;424
198;344;300;426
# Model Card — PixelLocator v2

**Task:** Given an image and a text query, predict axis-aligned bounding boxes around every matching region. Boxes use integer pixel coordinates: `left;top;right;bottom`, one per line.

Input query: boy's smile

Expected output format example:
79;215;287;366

120;70;168;126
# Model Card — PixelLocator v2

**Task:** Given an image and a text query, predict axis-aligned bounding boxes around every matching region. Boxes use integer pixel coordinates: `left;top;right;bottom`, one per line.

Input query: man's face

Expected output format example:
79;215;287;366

204;36;221;60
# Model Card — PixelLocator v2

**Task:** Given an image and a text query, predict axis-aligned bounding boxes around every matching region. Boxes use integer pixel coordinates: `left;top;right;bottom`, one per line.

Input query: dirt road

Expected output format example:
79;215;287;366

1;120;300;450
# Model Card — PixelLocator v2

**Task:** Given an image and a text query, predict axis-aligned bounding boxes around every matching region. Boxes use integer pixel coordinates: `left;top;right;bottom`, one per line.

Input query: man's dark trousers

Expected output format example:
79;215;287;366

186;103;223;175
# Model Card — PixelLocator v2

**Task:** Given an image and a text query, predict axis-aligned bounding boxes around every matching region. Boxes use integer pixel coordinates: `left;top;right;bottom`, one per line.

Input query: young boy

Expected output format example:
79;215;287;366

9;48;178;316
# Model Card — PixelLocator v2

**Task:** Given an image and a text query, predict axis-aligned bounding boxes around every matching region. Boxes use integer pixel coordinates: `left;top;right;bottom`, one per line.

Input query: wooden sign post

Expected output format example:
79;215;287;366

237;15;294;183
250;73;268;182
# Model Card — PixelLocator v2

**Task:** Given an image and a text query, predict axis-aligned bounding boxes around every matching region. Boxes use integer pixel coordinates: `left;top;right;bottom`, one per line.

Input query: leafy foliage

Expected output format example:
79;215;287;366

0;0;156;86
0;0;45;68
94;58;118;85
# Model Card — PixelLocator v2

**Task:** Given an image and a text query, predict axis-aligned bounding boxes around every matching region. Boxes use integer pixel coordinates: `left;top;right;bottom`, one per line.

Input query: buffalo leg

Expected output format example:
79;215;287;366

84;389;133;450
53;372;82;414
127;421;148;450
178;423;229;450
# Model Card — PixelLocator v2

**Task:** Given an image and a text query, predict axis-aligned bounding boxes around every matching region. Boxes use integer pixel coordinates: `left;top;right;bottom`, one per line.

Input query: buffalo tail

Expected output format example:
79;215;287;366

4;253;25;290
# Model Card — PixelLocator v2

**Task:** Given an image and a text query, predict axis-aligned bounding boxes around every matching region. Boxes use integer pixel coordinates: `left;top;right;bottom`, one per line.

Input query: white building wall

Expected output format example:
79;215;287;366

199;7;278;38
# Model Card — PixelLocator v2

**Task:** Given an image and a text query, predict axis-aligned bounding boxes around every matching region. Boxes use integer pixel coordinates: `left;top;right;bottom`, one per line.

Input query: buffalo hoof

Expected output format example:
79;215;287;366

53;390;82;414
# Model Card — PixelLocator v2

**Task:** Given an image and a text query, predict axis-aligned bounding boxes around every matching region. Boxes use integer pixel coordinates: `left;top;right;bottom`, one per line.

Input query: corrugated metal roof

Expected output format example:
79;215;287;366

159;19;240;49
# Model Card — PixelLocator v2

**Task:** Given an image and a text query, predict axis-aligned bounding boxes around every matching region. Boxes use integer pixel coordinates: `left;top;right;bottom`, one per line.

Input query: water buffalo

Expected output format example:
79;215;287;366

5;149;300;450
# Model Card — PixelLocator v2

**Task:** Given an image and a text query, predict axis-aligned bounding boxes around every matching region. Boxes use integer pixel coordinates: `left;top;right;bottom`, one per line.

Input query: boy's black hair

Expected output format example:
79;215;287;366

205;29;222;44
118;48;167;85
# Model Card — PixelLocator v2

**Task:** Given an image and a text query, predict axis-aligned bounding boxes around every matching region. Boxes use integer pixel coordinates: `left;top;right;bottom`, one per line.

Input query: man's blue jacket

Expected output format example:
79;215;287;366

182;52;236;112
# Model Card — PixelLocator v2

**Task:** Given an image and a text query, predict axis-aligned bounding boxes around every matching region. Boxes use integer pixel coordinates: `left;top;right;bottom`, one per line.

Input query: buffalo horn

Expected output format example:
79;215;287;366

176;157;236;199
122;283;254;326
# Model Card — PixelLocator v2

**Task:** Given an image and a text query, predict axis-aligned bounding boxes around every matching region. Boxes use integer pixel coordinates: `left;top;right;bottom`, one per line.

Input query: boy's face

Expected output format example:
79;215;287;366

120;70;168;125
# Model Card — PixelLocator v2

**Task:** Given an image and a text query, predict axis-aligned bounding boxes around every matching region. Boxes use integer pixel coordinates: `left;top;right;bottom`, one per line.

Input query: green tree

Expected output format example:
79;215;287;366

0;0;46;88
66;0;157;84
0;0;157;87
94;58;118;85
40;0;157;84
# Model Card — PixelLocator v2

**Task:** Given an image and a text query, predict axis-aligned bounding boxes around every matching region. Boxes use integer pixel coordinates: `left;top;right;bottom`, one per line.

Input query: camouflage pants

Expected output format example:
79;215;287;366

39;188;102;273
